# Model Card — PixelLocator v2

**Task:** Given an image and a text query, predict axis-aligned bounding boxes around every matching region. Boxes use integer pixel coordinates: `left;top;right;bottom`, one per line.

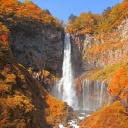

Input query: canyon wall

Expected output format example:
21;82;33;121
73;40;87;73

9;27;64;75
0;0;65;76
71;17;128;73
82;17;128;70
70;34;85;77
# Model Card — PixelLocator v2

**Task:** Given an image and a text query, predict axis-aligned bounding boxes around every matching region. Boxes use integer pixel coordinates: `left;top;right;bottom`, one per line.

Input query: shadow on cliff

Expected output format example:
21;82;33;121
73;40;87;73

70;34;85;78
0;40;53;127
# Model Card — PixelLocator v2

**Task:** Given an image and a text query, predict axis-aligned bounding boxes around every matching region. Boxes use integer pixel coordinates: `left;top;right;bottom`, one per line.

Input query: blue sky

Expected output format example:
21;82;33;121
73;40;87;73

19;0;123;23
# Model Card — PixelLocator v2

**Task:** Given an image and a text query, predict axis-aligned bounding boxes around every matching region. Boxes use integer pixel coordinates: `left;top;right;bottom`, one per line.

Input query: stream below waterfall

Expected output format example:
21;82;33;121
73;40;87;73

58;110;93;128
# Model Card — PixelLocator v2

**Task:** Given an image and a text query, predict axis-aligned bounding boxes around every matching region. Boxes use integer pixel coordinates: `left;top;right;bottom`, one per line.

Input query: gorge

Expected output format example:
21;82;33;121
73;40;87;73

0;0;128;128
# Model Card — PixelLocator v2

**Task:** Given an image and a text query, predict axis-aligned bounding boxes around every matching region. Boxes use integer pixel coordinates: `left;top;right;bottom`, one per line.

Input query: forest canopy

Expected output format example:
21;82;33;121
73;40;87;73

0;0;63;30
66;0;128;34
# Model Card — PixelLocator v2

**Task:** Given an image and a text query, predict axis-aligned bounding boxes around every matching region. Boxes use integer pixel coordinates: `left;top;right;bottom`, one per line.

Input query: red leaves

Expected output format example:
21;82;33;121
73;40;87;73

123;2;128;7
1;34;8;44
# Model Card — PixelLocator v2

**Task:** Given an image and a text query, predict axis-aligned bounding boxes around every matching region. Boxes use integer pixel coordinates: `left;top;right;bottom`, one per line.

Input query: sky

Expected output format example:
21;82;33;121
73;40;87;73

19;0;123;23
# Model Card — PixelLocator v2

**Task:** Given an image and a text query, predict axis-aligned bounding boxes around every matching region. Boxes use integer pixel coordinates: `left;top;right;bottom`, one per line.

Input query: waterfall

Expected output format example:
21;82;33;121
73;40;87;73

53;34;78;109
100;80;106;106
82;78;107;111
83;78;90;110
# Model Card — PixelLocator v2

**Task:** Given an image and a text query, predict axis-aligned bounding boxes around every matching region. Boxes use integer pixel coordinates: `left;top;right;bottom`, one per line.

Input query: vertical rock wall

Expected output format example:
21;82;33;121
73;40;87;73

71;18;128;73
70;34;85;78
10;27;64;75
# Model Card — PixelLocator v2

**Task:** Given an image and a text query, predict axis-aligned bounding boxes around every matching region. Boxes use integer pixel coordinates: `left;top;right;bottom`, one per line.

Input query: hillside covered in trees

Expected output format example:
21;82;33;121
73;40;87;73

66;0;128;34
0;0;63;31
68;0;128;127
0;0;76;128
0;0;128;128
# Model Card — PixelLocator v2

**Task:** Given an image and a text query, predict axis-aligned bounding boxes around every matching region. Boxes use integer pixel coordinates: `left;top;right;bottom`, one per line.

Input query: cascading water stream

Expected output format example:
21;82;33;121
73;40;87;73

53;33;78;109
83;78;90;110
100;80;106;106
82;78;108;111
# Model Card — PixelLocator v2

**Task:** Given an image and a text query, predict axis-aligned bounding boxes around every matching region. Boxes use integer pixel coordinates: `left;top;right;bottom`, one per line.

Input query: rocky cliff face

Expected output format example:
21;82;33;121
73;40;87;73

72;17;128;111
83;17;128;70
9;27;64;75
0;0;65;76
70;34;85;77
71;17;128;72
0;29;76;128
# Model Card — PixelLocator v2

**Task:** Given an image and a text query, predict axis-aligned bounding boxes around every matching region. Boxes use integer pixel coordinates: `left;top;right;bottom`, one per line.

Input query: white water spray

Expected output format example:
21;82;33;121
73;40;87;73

53;34;78;109
82;78;107;111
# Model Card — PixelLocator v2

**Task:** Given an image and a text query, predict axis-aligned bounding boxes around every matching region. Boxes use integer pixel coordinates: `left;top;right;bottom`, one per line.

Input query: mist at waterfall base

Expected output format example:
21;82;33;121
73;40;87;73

51;34;108;127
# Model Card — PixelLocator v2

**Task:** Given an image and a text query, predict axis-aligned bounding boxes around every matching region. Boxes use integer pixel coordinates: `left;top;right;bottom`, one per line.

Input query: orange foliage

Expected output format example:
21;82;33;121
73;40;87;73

1;34;8;43
66;1;127;34
123;1;128;7
0;84;9;97
81;101;128;128
45;94;65;123
86;45;101;54
44;93;74;124
108;65;128;99
0;0;63;30
0;23;10;37
0;118;8;124
1;95;35;113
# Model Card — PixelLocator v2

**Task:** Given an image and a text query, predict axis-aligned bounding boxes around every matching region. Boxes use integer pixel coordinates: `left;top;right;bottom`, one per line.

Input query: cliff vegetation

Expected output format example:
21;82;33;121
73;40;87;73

72;0;128;127
66;0;128;34
81;101;128;128
0;1;75;128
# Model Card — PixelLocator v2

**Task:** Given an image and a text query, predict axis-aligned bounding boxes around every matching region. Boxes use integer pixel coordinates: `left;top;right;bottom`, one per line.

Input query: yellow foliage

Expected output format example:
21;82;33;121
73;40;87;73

66;1;127;34
90;61;126;81
0;95;35;113
42;70;50;78
45;94;68;123
5;73;16;84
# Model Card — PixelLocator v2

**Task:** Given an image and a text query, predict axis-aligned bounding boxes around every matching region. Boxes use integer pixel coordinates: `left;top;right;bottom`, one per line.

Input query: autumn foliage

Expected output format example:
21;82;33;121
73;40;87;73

0;0;63;32
66;12;100;34
108;65;128;99
0;22;10;45
0;19;73;128
45;94;75;125
81;101;128;128
66;0;128;34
